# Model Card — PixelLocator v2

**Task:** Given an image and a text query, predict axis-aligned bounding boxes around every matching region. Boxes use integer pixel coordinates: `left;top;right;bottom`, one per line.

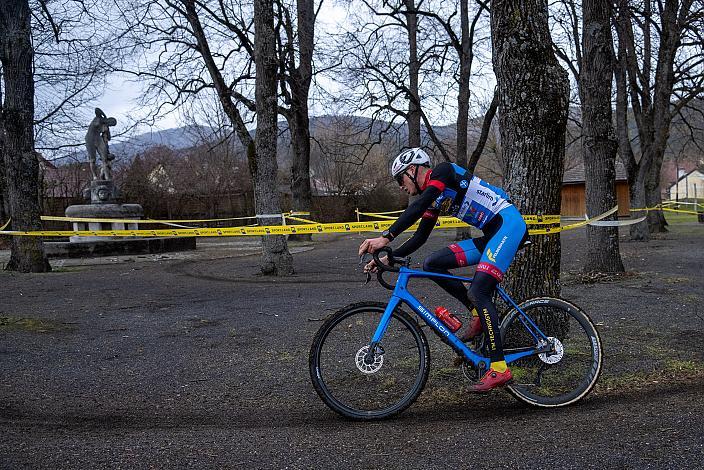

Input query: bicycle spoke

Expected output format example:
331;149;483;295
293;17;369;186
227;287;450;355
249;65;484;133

502;298;602;407
310;302;430;419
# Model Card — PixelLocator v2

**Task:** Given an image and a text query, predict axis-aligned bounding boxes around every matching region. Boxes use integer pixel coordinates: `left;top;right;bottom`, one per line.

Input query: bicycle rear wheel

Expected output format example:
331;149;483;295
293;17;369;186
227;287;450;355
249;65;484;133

500;297;602;407
309;301;430;420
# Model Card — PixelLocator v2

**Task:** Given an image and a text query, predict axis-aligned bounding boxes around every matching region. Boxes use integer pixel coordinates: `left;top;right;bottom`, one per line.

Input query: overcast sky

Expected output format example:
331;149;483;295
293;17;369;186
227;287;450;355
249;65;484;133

90;2;352;143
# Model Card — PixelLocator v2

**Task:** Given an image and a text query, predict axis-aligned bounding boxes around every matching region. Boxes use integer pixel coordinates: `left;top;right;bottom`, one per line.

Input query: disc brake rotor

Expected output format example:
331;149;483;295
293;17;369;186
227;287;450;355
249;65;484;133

539;337;564;364
355;345;384;374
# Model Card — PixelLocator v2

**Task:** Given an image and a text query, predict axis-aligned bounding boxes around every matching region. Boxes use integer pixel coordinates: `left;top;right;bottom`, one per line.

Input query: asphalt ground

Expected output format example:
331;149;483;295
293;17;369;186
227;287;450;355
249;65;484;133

1;224;703;469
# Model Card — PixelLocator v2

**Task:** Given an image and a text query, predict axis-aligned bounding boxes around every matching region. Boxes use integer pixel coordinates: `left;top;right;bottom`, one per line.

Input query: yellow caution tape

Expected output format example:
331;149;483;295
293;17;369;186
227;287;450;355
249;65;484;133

3;203;700;239
631;205;702;216
39;211;312;226
357;210;561;225
284;214;318;224
0;216;560;238
560;206;619;231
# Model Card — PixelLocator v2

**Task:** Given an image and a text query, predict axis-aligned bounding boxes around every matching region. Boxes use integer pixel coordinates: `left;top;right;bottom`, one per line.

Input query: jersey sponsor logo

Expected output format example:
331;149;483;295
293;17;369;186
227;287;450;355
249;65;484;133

460;179;468;188
492;236;509;260
482;308;497;351
477;262;504;281
458;199;471;219
487;248;496;262
418;304;450;337
476;189;494;201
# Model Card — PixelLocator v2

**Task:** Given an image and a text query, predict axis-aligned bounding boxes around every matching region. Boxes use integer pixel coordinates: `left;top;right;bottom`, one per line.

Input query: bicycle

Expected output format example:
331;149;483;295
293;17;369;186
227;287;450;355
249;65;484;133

309;246;603;420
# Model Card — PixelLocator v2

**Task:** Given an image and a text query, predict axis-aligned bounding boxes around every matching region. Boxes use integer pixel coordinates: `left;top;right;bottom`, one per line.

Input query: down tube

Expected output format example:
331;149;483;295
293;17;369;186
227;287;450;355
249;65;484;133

374;290;488;369
370;297;401;343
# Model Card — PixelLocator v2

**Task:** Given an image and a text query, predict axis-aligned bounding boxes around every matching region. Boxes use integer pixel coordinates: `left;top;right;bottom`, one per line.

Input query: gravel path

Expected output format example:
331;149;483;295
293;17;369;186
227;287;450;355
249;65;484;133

1;224;703;468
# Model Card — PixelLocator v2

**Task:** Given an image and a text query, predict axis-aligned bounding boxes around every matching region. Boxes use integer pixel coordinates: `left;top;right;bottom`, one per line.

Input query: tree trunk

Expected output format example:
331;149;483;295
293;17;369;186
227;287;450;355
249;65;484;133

455;0;471;167
629;175;649;240
613;0;649;241
491;0;569;301
405;0;421;148
580;0;624;273
467;88;498;174
184;0;294;275
0;0;49;272
0;117;7;226
288;0;314;241
254;0;293;275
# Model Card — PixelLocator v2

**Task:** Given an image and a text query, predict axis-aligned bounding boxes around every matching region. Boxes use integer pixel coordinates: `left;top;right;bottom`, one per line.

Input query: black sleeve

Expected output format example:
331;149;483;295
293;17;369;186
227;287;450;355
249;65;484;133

386;186;441;237
393;216;436;257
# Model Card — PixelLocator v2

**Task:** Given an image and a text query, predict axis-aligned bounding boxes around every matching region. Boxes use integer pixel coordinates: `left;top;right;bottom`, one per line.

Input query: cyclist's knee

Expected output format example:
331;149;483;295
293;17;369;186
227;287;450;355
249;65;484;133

423;256;441;273
423;248;454;272
469;272;498;303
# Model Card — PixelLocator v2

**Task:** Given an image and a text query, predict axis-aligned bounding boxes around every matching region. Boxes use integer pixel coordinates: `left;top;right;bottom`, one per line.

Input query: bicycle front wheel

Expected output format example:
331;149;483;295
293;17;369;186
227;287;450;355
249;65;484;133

500;297;603;407
309;301;430;420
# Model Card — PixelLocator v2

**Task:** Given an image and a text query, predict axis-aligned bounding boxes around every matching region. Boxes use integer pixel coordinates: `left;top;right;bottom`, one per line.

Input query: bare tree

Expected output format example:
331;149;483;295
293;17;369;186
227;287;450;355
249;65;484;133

255;0;294;274
275;0;316;236
118;0;294;275
414;0;490;166
491;0;570;299
0;0;50;272
614;0;704;239
329;0;454;159
0;80;6;226
580;0;624;272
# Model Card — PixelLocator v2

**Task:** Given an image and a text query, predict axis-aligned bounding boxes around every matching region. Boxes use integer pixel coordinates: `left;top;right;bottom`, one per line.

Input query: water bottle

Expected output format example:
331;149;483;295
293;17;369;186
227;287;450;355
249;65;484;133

434;306;462;332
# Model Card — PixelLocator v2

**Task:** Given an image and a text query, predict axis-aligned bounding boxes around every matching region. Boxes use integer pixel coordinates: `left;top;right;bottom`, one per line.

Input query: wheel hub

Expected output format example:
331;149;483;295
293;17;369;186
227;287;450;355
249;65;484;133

355;345;384;374
539;337;564;364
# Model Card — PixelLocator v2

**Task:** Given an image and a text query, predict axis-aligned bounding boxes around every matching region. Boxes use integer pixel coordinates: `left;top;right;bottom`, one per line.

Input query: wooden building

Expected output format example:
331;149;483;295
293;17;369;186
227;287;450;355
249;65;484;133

561;163;630;217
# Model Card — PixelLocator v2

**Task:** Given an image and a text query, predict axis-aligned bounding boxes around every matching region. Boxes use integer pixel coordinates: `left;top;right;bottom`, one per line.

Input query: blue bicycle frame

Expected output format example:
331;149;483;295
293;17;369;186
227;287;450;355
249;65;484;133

369;266;551;369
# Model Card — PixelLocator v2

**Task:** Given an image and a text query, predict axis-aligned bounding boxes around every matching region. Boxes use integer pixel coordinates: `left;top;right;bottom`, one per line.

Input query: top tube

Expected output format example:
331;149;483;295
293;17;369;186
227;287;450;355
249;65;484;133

398;266;475;284
396;266;515;306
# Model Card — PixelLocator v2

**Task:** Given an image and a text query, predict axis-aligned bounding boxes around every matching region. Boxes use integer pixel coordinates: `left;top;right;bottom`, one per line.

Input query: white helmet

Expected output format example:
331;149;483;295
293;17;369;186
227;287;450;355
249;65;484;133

390;148;431;178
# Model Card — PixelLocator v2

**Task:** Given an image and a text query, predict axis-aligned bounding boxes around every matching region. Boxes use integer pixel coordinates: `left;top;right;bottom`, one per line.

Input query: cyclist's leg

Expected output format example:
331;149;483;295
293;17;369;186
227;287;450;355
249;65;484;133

468;206;528;389
422;243;482;311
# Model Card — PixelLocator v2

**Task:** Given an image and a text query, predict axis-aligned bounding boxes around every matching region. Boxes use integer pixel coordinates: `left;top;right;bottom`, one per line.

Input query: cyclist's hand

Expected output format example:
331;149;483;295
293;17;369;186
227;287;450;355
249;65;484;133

358;236;390;257
363;256;388;273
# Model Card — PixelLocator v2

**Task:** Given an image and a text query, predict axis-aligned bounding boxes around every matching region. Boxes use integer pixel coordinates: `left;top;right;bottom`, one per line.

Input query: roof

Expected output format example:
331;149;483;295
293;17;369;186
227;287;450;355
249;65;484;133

563;162;628;184
667;169;704;190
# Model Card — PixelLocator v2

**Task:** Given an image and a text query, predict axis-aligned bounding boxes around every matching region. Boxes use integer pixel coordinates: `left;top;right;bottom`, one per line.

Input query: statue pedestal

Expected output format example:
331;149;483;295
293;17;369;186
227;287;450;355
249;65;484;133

89;180;120;204
65;203;143;242
44;182;195;258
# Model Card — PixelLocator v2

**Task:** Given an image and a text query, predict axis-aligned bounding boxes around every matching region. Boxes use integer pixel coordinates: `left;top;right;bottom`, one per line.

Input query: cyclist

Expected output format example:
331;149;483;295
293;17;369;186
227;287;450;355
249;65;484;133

358;147;528;392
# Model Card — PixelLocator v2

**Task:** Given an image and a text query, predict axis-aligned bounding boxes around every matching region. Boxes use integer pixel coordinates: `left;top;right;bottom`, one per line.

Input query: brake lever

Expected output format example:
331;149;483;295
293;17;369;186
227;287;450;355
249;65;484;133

359;254;372;285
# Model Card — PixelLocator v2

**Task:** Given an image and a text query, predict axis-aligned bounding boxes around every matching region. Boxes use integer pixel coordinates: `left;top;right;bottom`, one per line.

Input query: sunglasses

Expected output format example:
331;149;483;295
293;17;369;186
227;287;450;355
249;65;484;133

395;172;406;185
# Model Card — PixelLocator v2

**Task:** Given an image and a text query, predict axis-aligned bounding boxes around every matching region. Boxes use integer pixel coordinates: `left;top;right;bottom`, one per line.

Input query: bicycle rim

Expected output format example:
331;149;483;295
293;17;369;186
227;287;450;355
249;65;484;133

501;297;603;407
309;302;430;420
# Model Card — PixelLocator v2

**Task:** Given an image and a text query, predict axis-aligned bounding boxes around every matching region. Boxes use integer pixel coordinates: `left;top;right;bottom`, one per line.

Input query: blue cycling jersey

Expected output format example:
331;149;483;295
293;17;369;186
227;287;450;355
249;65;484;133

425;163;512;229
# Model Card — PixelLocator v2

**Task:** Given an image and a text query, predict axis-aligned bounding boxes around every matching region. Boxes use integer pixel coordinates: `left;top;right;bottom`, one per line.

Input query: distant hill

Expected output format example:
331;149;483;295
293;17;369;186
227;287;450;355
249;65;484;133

81;115;458;167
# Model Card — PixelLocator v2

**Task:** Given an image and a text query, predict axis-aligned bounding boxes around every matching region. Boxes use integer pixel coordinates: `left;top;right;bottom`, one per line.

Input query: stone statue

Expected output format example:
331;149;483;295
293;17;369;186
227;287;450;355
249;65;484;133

85;107;117;181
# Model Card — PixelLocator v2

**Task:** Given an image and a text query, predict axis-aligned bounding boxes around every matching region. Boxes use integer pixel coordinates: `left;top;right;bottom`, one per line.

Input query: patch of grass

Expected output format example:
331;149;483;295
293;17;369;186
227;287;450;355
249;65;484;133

665;359;703;373
278;351;294;361
663;276;691;284
664;211;700;225
425;385;466;405
431;367;459;379
190;318;218;328
49;266;84;273
597;358;704;393
0;316;71;333
562;270;640;285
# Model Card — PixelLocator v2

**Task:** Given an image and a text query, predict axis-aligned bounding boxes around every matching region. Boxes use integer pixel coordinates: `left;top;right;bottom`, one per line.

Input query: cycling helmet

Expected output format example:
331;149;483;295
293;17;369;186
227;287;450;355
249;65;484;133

390;148;431;178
